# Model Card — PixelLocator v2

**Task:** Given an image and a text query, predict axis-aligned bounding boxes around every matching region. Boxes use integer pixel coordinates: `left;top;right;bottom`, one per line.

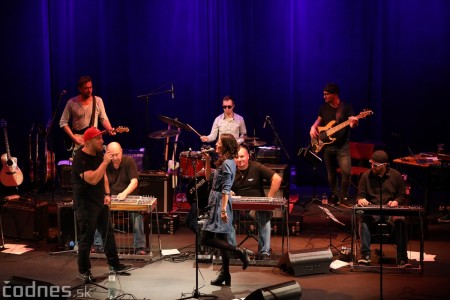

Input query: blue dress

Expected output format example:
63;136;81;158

202;158;236;234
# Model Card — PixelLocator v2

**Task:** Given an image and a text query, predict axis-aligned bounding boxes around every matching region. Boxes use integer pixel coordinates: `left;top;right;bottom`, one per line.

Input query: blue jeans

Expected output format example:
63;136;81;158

255;211;273;255
358;215;408;260
94;212;145;249
227;211;272;255
323;143;351;199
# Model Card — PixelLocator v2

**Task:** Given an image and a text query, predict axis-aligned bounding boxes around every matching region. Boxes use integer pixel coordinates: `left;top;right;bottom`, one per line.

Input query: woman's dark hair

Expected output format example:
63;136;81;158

215;133;238;167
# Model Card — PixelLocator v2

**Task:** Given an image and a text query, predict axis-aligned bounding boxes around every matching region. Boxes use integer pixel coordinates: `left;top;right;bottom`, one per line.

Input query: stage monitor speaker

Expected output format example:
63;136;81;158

278;247;332;276
138;171;174;213
244;280;302;300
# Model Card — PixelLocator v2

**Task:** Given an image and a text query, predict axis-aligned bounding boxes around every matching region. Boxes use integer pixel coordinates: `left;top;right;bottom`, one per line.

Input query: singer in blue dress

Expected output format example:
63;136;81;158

201;133;249;286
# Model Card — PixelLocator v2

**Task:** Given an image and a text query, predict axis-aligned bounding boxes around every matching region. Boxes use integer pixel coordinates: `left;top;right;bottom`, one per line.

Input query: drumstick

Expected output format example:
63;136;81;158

187;123;202;137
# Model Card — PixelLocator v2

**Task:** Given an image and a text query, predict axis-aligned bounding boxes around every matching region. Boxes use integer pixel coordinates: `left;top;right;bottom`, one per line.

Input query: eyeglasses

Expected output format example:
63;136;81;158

370;162;386;168
222;105;233;109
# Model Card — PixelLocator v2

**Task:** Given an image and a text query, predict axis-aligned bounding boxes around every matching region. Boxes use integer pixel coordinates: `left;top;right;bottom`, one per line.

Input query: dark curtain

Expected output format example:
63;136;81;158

1;0;449;188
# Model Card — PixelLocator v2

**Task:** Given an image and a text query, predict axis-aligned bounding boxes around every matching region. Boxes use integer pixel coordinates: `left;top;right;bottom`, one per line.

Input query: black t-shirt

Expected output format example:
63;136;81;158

106;155;139;195
231;160;275;197
318;101;355;148
71;149;105;209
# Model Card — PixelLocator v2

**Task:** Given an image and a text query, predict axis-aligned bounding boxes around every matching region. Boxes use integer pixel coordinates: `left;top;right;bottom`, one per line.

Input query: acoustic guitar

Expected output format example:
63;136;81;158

0;119;24;186
310;110;373;153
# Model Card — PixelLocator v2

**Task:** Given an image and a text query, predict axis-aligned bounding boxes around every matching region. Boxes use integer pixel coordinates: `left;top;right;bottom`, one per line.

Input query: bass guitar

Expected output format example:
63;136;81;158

65;126;130;152
0;119;24;186
310;110;373;153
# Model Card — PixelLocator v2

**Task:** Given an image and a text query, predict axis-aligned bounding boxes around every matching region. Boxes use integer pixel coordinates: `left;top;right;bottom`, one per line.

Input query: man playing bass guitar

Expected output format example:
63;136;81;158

309;83;358;208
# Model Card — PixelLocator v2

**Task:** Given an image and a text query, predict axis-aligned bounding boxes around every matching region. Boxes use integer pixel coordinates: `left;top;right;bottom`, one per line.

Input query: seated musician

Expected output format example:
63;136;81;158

93;142;146;255
356;150;412;267
231;145;282;260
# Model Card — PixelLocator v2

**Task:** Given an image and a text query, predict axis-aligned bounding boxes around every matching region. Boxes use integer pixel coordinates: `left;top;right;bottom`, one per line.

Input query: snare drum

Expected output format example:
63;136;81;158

179;151;205;178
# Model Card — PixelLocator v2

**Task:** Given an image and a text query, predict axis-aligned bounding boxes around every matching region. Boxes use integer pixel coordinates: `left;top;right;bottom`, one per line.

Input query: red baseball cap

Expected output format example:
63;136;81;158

83;127;104;141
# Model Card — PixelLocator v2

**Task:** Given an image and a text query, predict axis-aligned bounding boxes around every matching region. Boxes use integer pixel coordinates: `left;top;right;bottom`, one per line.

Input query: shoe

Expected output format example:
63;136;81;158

91;245;103;253
77;270;96;283
135;248;146;255
358;254;371;265
339;198;353;209
398;259;413;268
260;253;270;260
210;268;231;286
438;214;450;223
233;247;250;270
110;263;132;272
330;194;340;206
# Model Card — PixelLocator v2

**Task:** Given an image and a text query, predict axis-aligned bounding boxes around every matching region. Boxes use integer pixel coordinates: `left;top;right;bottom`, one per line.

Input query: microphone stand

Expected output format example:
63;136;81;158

378;176;384;300
266;117;290;161
137;84;173;132
177;157;216;300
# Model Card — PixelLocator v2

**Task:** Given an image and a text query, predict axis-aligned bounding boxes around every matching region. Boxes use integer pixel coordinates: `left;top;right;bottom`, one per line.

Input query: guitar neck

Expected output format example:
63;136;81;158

326;119;352;136
2;126;12;160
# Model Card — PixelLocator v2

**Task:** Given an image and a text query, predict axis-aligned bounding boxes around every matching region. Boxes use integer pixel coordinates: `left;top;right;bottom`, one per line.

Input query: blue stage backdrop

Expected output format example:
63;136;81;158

0;0;449;187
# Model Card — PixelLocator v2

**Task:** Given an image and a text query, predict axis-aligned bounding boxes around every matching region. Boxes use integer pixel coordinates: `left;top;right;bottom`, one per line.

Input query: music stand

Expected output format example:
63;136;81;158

317;205;345;254
177;155;216;300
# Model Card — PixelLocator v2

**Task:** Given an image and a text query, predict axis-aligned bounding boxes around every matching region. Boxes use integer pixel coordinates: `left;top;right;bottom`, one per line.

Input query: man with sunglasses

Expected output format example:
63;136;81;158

200;95;247;145
356;150;411;267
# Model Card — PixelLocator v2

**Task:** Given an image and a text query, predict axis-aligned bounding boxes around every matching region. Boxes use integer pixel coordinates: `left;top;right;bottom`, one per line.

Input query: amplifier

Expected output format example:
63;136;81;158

138;171;174;213
278;247;332;276
263;164;290;199
2;199;48;240
151;214;179;234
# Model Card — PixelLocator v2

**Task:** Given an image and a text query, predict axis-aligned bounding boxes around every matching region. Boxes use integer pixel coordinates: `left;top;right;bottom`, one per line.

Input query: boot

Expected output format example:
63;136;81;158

233;247;250;270
210;268;231;286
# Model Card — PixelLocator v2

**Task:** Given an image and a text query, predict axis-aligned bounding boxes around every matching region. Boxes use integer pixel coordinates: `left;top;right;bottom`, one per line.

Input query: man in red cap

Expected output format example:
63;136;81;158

71;127;131;283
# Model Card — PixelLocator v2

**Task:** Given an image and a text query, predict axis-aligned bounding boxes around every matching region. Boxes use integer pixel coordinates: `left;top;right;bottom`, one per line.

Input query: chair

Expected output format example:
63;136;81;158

337;141;375;189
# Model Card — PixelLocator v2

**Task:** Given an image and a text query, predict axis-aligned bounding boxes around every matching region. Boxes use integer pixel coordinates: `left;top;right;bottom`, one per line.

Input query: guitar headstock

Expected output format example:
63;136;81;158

357;109;374;119
115;126;130;133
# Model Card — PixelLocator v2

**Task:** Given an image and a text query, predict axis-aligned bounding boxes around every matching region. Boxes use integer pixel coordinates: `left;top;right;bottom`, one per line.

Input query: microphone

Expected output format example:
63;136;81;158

171;83;175;99
263;116;270;128
60;90;67;96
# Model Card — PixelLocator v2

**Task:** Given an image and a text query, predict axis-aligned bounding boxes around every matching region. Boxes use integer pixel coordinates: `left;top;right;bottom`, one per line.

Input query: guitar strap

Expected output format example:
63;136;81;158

89;95;96;128
335;101;344;124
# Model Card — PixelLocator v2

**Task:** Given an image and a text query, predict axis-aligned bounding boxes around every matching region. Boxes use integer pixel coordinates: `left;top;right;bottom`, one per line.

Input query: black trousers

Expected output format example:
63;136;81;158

75;204;120;273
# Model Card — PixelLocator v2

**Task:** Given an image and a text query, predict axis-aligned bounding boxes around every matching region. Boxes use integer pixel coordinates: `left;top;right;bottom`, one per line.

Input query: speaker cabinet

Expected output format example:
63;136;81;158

2;200;48;240
278;247;332;276
123;149;144;172
138;171;174;213
245;280;302;300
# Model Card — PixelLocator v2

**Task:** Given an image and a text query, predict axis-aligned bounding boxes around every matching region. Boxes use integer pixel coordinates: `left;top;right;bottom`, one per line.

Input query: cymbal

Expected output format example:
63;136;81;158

244;140;267;147
158;115;191;131
148;129;179;139
244;136;260;140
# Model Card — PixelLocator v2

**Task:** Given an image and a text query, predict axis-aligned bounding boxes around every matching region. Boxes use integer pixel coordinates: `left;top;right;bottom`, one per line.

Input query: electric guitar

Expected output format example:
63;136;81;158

0;119;24;186
310;110;373;153
65;126;130;152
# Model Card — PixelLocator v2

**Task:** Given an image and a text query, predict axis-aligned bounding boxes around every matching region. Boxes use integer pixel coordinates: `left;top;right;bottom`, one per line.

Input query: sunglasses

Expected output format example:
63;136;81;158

222;105;233;109
370;162;386;168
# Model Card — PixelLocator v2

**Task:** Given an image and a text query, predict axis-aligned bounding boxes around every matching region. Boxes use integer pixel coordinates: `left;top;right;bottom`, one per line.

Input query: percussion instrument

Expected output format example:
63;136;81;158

158;115;192;131
179;151;205;178
148;129;179;139
244;140;267;147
